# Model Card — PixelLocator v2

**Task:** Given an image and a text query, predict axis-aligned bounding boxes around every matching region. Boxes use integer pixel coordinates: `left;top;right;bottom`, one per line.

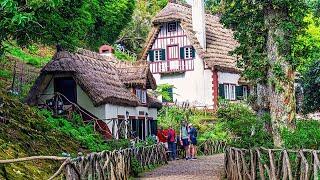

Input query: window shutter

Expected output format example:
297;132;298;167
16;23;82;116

161;49;166;61
191;47;196;58
236;86;243;99
180;47;184;60
149;50;154;62
219;84;224;98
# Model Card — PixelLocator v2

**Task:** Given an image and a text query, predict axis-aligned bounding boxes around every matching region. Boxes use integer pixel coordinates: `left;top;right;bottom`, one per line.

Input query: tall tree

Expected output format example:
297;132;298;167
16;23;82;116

221;0;310;147
0;0;135;54
117;0;168;54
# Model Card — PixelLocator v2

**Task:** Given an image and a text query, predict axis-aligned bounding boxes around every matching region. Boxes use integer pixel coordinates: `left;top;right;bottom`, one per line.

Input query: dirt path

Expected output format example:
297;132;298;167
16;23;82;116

140;154;225;180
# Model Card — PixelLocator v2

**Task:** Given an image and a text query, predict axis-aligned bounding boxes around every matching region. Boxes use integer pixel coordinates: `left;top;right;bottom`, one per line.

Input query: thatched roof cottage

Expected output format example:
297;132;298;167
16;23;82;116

140;0;250;109
27;47;161;140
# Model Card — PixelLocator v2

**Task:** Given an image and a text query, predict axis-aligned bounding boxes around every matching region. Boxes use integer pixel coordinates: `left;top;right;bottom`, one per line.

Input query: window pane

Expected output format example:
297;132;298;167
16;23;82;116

184;47;191;59
154;50;161;61
142;90;147;103
136;89;141;100
224;84;229;100
229;85;236;100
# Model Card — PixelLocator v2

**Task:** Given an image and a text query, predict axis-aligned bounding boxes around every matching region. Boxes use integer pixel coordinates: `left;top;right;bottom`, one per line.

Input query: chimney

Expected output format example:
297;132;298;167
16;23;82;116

192;0;206;49
99;45;114;57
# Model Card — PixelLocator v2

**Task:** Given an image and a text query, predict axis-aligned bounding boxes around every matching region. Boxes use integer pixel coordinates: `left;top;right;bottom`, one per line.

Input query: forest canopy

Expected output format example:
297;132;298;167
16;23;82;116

0;0;135;54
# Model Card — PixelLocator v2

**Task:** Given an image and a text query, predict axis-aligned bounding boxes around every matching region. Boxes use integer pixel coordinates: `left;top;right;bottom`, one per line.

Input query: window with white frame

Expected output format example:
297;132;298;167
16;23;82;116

243;86;248;100
224;84;236;100
229;85;236;100
168;22;177;32
136;89;147;104
185;47;192;59
154;50;161;61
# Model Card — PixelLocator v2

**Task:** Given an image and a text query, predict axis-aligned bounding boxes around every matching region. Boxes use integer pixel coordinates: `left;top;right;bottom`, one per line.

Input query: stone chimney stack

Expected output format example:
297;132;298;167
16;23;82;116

192;0;206;49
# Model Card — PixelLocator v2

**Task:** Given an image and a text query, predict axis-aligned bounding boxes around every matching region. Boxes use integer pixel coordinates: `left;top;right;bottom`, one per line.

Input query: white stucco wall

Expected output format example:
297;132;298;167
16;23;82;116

218;72;240;85
105;104;158;120
153;54;214;107
76;86;106;120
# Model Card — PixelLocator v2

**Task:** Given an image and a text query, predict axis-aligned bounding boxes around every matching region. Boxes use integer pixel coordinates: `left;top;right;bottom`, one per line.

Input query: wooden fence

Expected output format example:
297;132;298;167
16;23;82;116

175;140;226;159
49;143;167;180
225;147;320;180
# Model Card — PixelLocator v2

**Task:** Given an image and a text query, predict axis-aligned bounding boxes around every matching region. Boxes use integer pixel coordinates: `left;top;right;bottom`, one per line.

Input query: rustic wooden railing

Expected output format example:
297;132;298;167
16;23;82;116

0;143;167;180
225;147;320;180
176;140;226;159
51;143;167;179
199;140;226;156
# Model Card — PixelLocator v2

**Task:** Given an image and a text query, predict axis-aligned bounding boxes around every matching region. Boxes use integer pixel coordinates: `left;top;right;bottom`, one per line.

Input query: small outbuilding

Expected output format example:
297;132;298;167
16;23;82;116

27;48;161;140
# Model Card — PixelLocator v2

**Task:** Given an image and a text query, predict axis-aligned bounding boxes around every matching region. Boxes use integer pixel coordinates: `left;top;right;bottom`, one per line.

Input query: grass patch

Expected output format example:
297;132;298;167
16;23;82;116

4;43;51;67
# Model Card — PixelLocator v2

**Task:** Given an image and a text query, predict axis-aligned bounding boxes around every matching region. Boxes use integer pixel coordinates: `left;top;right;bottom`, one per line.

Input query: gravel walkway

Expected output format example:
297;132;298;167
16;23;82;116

139;154;225;180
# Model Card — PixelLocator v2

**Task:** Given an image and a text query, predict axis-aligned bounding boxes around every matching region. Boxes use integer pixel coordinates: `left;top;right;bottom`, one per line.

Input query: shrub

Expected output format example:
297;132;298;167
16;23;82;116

38;110;132;152
130;157;143;177
217;102;273;148
282;119;320;149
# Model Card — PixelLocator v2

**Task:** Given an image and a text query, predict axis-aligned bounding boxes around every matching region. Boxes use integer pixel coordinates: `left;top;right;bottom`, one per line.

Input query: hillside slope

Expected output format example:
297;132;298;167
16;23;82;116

0;92;85;179
0;46;85;179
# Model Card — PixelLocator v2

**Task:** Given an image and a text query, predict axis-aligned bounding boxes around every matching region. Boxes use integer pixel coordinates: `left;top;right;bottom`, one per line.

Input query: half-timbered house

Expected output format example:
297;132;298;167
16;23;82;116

27;47;161;140
140;0;250;109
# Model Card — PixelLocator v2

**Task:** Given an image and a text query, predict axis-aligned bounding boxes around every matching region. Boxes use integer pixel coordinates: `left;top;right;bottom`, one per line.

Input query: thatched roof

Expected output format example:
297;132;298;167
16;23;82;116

140;2;239;73
27;49;161;108
115;61;157;90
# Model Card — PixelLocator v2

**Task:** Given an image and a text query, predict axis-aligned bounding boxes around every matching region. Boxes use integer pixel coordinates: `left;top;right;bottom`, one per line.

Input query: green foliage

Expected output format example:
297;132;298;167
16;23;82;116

117;0;168;54
301;60;320;113
39;110;131;152
155;83;174;102
0;0;135;54
4;43;50;67
221;0;310;81
130;157;143;177
0;69;11;79
157;106;189;129
217;102;274;148
205;0;225;13
198;122;230;142
295;14;320;73
157;106;218;142
114;49;136;62
282;120;320;149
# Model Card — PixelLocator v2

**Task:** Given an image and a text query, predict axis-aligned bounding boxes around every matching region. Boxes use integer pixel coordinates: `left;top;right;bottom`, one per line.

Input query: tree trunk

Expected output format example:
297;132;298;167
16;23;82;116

264;6;296;147
255;83;270;116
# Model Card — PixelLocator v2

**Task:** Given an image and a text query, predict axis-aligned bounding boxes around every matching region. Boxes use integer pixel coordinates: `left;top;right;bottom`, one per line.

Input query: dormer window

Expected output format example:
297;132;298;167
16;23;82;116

168;22;177;32
136;88;147;104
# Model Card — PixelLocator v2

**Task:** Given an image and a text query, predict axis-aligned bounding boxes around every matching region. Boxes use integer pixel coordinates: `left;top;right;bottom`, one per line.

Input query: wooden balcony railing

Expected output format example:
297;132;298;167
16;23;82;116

149;59;194;74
